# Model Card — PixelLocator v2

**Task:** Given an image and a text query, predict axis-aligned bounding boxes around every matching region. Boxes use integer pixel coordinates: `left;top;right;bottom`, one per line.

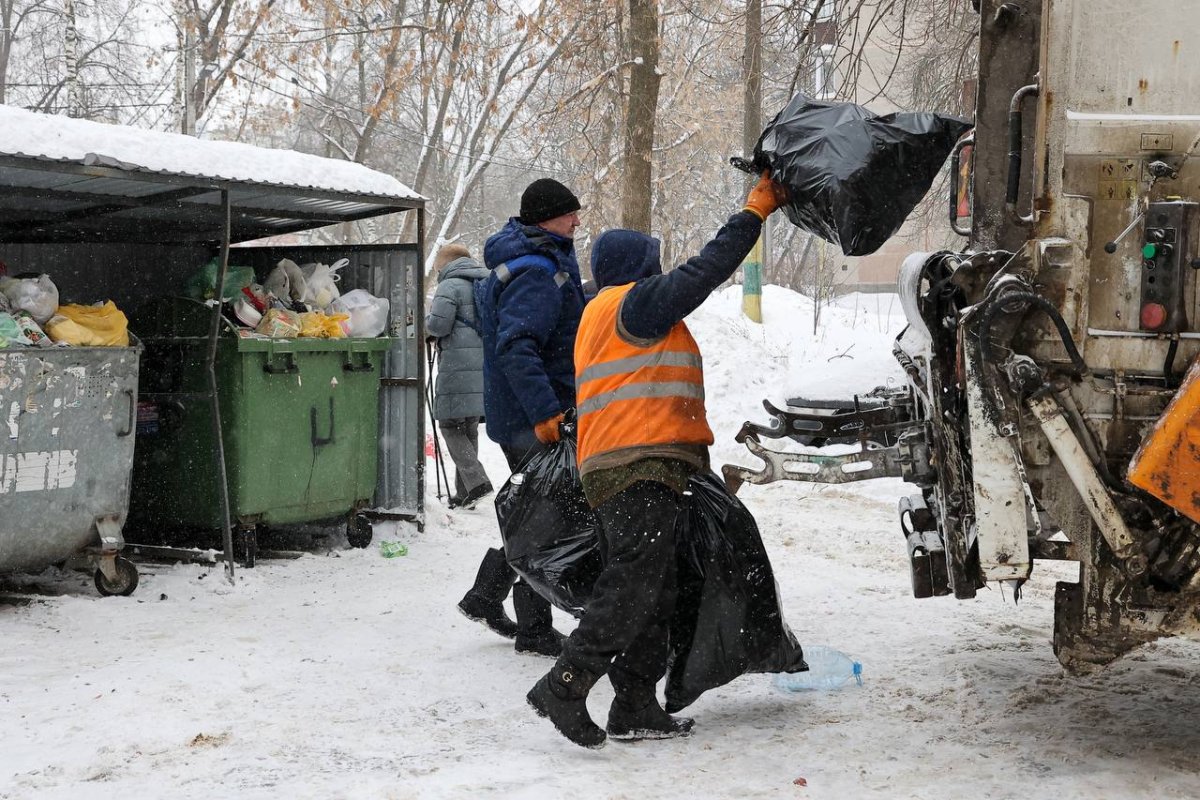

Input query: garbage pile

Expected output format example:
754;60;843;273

0;272;130;348
188;257;390;340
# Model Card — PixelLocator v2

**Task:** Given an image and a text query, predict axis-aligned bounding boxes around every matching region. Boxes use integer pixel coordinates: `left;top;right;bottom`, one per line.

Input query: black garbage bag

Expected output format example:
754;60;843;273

747;92;972;257
496;431;602;618
500;456;805;710
664;471;808;713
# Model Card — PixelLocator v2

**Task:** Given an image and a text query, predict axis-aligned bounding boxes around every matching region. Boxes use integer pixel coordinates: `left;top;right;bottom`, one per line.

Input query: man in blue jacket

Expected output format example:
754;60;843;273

456;177;584;658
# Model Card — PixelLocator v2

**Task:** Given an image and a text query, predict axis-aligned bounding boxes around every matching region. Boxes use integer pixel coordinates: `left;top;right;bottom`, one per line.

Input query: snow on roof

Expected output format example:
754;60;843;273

0;104;422;202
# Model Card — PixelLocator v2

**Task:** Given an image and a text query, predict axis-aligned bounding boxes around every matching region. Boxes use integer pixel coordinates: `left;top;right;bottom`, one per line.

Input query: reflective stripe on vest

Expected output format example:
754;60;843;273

574;283;713;468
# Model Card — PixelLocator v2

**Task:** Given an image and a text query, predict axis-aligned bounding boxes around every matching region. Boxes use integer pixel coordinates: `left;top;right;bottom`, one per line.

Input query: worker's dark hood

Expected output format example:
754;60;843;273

590;229;662;289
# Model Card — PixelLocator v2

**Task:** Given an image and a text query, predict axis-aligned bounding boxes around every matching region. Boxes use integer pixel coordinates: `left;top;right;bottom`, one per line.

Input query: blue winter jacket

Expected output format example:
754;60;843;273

590;210;763;338
476;218;585;445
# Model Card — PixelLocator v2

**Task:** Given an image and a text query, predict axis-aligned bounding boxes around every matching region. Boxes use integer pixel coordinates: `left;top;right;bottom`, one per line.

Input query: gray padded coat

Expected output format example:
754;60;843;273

425;256;489;420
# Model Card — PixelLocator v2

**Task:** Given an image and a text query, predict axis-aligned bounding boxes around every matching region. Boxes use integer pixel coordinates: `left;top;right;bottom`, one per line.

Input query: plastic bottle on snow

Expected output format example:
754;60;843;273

774;645;862;691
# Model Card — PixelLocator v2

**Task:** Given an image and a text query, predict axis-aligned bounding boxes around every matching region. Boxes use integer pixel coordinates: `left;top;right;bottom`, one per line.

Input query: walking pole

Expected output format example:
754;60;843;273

424;340;452;502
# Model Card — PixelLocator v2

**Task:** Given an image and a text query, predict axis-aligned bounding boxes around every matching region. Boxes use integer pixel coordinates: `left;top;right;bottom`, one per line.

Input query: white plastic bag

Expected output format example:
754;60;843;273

0;274;59;324
332;289;389;338
263;259;308;303
300;258;347;309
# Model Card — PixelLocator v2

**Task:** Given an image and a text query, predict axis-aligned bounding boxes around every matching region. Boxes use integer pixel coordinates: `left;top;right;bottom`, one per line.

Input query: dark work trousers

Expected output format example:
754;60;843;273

500;427;546;473
562;480;682;697
438;417;489;497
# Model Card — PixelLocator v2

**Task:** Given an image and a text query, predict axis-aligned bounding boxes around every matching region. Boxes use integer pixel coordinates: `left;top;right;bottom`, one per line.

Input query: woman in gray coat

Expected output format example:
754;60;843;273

425;244;492;509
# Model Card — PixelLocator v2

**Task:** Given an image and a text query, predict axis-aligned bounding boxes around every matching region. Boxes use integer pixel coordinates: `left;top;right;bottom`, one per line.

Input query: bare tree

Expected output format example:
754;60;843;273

177;0;280;131
0;0;58;104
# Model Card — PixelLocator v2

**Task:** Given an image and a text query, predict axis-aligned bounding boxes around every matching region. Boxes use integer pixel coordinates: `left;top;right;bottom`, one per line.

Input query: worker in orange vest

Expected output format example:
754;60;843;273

526;172;789;748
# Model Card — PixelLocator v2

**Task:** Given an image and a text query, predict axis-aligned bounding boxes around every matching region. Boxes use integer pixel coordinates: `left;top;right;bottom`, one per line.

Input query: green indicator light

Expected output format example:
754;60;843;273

1143;243;1159;259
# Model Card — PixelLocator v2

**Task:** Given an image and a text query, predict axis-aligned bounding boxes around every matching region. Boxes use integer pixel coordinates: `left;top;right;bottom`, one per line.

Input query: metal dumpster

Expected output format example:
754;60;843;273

128;297;388;562
0;343;142;595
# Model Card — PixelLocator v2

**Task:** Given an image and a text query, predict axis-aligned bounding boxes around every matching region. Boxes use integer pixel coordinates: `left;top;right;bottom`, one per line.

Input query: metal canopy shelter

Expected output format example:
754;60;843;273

0;126;426;583
0;153;422;245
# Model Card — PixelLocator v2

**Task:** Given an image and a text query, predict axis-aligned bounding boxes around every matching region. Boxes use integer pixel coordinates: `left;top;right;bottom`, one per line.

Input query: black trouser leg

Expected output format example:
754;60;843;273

500;432;547;473
608;601;674;704
465;547;517;604
513;579;554;636
562;481;681;680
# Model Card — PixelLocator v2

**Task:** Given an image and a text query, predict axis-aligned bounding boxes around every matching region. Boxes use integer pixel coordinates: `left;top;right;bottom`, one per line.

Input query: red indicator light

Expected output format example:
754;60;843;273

1141;302;1168;329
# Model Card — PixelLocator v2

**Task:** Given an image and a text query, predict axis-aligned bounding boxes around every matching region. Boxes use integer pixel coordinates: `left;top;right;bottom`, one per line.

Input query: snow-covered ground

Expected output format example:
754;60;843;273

6;286;1200;799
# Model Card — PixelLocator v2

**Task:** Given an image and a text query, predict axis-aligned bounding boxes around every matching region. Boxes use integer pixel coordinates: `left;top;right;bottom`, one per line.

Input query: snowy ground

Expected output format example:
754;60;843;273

6;287;1200;799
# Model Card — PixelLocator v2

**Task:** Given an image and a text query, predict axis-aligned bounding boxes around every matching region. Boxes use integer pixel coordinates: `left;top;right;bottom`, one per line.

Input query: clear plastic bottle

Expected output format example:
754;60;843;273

774;646;863;691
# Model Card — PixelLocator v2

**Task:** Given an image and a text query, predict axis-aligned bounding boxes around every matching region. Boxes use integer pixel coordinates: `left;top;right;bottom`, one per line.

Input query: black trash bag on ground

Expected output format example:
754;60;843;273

664;471;808;713
496;431;602;618
747;92;972;257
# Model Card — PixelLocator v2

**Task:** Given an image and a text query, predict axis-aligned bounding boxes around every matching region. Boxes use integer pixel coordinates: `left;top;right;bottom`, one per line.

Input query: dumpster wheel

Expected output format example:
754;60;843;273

348;513;373;549
94;556;139;597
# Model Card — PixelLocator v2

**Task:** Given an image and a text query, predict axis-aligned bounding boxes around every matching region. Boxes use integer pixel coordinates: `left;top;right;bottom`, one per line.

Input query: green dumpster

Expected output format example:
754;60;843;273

129;297;387;551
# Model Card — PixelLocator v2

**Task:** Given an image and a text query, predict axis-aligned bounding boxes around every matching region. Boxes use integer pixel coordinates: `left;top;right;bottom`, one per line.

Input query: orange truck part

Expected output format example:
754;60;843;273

1128;358;1200;524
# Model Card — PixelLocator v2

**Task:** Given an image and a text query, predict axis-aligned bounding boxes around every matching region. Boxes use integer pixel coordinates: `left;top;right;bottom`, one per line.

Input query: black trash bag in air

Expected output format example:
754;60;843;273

747;92;972;257
663;471;808;713
496;429;602;618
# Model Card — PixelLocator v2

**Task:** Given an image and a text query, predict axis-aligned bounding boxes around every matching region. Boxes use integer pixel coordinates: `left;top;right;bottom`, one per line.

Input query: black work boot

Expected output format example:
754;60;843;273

453;481;494;511
527;659;606;749
607;691;695;741
457;548;518;639
513;581;565;657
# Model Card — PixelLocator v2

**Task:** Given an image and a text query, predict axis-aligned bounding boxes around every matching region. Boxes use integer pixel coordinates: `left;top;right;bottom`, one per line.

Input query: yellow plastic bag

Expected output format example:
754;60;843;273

45;301;130;346
298;311;349;339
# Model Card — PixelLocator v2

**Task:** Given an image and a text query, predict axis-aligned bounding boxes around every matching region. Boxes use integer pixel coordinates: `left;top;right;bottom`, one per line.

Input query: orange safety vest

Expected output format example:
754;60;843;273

575;283;714;469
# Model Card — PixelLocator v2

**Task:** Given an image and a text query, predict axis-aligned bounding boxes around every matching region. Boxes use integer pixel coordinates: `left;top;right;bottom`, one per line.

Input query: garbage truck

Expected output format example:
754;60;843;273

724;0;1200;670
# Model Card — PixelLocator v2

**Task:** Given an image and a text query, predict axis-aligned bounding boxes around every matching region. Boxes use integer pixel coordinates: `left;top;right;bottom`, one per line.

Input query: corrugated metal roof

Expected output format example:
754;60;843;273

0;107;424;244
0;105;422;200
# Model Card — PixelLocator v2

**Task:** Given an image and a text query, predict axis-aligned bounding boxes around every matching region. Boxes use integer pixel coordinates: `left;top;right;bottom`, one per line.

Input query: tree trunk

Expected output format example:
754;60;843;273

740;0;762;321
621;0;659;234
0;0;14;104
63;0;80;117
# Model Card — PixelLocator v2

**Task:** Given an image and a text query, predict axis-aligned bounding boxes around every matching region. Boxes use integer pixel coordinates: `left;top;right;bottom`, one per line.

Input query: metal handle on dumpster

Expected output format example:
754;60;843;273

311;397;335;448
1006;81;1040;224
263;352;299;374
343;351;375;373
117;389;135;437
948;133;974;237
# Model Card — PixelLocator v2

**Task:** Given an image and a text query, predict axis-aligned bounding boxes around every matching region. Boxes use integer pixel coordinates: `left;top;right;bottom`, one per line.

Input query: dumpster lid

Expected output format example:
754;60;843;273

0;106;424;245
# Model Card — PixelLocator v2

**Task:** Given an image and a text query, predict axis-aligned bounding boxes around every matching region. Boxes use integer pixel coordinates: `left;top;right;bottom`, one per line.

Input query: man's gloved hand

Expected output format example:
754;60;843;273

742;170;789;221
534;413;565;444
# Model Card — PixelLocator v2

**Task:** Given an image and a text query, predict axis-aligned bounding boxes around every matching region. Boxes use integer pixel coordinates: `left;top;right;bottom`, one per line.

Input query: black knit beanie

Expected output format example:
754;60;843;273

519;178;581;225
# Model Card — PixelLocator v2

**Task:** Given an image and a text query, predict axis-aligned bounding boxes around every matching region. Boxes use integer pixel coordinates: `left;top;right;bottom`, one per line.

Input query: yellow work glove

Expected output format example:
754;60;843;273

742;170;790;221
534;413;565;444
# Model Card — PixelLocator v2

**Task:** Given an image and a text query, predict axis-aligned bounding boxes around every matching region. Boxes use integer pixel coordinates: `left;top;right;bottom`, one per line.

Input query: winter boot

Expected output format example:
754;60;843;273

513;581;565;657
455;481;494;510
457;548;518;639
607;690;695;741
527;659;606;749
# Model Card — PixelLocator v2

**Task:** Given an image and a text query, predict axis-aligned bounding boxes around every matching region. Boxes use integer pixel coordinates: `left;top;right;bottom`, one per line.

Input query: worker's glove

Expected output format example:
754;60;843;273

742;170;790;221
533;413;566;444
